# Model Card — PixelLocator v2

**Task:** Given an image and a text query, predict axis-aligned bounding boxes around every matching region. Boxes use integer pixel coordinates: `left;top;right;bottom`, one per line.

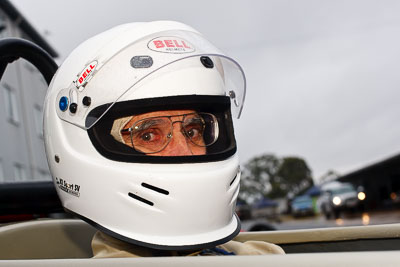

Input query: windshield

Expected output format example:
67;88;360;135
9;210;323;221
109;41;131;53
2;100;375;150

331;185;355;195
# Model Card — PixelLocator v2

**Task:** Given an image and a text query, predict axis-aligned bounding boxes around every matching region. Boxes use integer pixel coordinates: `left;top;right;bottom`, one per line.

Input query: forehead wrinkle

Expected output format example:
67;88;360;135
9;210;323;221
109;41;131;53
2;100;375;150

131;110;196;121
127;111;199;127
132;119;166;132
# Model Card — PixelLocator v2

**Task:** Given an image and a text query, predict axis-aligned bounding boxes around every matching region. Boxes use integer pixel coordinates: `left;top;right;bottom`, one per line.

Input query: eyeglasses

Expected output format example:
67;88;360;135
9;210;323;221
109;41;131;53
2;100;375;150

120;112;219;154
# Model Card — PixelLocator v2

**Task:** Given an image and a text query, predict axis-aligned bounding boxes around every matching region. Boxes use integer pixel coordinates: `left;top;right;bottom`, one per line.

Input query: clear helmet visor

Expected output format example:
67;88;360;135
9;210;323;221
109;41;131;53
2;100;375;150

54;30;246;130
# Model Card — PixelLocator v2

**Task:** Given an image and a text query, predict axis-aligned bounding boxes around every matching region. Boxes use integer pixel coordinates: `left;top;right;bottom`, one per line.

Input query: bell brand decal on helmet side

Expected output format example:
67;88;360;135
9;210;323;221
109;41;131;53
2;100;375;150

148;36;195;53
75;60;98;89
55;177;81;197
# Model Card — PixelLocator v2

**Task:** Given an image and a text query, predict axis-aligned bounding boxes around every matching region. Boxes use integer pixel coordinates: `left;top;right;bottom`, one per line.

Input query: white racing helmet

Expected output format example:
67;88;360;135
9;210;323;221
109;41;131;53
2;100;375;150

44;21;246;250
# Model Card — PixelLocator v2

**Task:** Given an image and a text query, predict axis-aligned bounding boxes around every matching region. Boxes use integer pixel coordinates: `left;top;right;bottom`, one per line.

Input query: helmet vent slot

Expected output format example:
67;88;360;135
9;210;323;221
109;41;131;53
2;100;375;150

141;183;169;195
128;192;154;206
229;174;237;186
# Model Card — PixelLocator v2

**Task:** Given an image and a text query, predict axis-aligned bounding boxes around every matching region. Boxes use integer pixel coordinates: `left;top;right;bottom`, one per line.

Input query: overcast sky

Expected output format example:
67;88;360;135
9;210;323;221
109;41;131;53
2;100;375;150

11;0;400;181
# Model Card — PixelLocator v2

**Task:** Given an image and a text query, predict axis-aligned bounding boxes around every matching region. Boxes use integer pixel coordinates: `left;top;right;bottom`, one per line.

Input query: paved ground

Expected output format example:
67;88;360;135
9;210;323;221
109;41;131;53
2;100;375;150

242;209;400;231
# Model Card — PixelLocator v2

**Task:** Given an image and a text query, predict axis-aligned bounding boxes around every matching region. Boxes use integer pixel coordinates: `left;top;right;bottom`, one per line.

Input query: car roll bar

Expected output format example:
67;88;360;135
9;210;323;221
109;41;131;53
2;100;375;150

0;37;58;85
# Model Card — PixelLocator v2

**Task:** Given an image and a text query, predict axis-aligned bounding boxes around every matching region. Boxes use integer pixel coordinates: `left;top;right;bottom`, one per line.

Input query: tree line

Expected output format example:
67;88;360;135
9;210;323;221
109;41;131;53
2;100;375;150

239;154;314;204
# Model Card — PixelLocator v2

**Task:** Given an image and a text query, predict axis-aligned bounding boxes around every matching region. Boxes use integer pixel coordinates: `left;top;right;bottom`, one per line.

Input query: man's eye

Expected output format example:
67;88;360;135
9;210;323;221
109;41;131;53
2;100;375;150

186;126;202;139
133;129;163;144
140;132;154;142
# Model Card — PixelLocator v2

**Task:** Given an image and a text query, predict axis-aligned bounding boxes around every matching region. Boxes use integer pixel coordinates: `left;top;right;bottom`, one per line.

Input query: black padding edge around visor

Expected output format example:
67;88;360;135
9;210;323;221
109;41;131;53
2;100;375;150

87;95;237;164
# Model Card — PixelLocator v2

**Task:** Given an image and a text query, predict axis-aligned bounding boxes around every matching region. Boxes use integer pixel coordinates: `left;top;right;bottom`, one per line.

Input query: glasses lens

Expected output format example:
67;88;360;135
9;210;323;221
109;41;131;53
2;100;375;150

183;113;218;147
130;117;171;153
120;112;219;154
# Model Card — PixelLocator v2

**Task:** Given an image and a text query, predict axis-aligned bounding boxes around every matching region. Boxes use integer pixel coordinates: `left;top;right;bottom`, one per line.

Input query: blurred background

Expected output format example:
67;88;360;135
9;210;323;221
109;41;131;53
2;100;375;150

0;0;400;230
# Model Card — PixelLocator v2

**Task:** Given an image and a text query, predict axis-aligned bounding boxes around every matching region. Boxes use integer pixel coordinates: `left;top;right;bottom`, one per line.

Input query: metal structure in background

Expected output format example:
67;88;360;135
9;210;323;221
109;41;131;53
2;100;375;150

0;0;58;58
0;38;62;220
338;153;400;210
0;38;57;84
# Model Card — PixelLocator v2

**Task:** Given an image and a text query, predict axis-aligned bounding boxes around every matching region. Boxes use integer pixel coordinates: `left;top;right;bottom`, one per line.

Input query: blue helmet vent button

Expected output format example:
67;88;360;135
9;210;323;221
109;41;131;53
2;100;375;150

59;96;69;112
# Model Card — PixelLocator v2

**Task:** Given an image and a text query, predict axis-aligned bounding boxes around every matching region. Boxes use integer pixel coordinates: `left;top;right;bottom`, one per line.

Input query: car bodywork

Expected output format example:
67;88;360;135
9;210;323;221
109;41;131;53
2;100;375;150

0;219;399;266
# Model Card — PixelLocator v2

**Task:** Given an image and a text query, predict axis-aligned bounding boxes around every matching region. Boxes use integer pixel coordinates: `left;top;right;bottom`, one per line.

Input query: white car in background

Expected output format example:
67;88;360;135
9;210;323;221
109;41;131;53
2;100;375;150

319;181;365;219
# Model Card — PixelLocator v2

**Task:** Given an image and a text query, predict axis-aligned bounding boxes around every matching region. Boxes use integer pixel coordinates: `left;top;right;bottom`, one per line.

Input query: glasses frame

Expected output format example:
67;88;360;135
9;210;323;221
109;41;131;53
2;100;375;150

120;112;219;154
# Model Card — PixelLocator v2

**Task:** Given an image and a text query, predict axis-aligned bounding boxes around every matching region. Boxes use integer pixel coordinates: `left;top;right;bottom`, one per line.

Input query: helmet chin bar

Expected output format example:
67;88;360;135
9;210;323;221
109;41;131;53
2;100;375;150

56;154;242;250
67;208;241;251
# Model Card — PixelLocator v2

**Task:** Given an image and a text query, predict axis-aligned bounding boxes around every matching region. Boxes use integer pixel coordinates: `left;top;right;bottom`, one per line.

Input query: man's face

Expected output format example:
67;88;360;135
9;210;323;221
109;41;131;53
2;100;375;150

120;110;207;156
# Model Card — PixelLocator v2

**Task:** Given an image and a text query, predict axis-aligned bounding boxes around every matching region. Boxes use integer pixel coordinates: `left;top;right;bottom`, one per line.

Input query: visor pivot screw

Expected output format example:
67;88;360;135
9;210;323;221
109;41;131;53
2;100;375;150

200;56;214;68
82;96;91;107
59;96;69;112
69;103;78;114
229;90;240;107
55;155;60;163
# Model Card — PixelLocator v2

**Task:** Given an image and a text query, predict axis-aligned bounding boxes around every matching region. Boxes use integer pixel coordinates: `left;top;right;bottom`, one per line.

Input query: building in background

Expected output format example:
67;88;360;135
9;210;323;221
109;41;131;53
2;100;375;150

338;153;400;210
0;0;58;183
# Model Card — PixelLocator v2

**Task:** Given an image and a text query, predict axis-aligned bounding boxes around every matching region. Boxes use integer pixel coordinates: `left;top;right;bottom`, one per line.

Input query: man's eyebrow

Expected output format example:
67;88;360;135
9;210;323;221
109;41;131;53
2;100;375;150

184;116;204;125
132;119;164;132
121;119;160;133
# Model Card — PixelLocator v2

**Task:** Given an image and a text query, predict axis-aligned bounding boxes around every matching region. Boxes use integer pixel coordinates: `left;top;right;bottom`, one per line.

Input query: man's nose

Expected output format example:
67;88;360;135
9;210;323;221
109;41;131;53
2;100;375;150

160;124;192;156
